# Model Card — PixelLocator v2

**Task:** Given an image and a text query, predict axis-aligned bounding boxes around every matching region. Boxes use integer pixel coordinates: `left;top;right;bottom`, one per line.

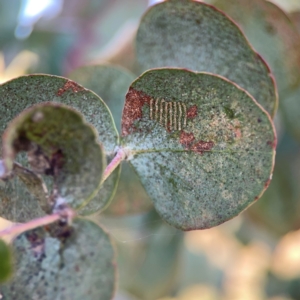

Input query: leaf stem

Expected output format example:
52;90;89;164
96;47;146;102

102;147;127;183
0;208;75;239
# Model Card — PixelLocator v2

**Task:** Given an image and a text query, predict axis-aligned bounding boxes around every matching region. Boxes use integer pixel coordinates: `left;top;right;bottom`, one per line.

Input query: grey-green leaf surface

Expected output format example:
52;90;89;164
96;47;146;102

69;64;152;215
0;174;46;223
68;64;135;132
0;163;48;222
248;150;300;236
280;85;300;141
105;161;153;215
127;223;183;299
209;0;300;97
290;11;300;33
121;69;276;230
0;74;119;217
136;0;277;117
12;163;49;212
0;218;116;300
2;103;105;211
0;239;12;283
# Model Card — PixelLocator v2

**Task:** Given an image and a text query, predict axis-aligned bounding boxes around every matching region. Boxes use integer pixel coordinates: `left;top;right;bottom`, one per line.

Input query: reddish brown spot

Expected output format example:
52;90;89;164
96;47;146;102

187;105;198;119
264;178;271;189
180;131;195;147
267;140;276;149
179;130;214;155
122;87;151;136
190;140;214;154
234;128;242;139
57;80;84;96
255;196;259;201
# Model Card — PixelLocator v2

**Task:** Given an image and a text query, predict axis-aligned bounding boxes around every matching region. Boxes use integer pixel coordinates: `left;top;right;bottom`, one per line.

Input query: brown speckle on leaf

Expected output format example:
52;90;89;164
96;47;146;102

122;88;151;136
234;127;242;139
264;178;271;188
57;80;84;96
180;131;195;147
190;140;214;154
187;105;198;119
180;130;214;154
267;140;276;149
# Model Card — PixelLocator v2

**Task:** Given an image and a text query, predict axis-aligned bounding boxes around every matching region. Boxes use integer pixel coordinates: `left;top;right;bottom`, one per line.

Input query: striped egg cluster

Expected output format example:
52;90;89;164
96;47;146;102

149;98;187;131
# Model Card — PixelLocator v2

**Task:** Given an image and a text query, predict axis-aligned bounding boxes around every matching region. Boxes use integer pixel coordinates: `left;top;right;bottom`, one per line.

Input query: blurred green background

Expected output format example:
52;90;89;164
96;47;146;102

1;0;300;299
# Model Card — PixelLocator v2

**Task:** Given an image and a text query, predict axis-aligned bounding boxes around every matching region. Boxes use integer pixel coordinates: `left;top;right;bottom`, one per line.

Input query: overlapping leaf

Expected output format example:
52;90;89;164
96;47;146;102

0;75;118;219
2;103;105;211
0;164;48;222
69;64;152;215
0;219;116;300
136;0;277;116
209;0;300;97
121;69;276;230
248;134;300;236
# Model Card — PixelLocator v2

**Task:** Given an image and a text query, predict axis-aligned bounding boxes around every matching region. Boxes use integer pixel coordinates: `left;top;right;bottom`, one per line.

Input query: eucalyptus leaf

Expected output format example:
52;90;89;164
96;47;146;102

0;162;49;222
209;0;300;97
0;75;119;218
2;103;105;211
136;0;277;116
68;64;135;131
0;239;12;283
127;224;183;299
69;64;152;215
121;69;276;230
248;156;300;236
0;218;116;300
12;163;49;212
290;11;300;33
280;86;300;141
105;162;153;215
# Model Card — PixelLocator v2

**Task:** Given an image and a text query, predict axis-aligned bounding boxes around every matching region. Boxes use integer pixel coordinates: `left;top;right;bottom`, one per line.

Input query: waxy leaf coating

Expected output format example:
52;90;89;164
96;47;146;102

210;0;300;96
2;103;105;210
121;69;276;230
69;64;152;215
0;219;116;300
136;0;277;116
0;75;118;219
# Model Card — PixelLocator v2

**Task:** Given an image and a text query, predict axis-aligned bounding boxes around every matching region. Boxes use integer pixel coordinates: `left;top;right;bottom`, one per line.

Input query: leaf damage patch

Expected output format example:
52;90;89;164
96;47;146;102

180;131;214;154
122;88;151;136
57;80;84;96
187;105;198;119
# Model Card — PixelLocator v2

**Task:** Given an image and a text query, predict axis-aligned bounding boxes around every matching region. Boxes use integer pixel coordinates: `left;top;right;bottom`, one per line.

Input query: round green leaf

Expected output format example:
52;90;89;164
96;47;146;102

0;239;12;283
280;86;300;141
121;69;276;230
105;161;153;215
248;151;300;236
2;103;105;211
69;64;152;215
136;0;277;117
0;163;48;222
0;218;116;300
127;224;183;299
0;75;119;219
68;64;135;132
209;0;300;97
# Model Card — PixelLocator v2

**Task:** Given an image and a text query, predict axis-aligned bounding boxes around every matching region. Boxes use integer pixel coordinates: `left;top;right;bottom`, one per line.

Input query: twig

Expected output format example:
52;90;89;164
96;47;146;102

101;147;127;183
0;208;75;239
